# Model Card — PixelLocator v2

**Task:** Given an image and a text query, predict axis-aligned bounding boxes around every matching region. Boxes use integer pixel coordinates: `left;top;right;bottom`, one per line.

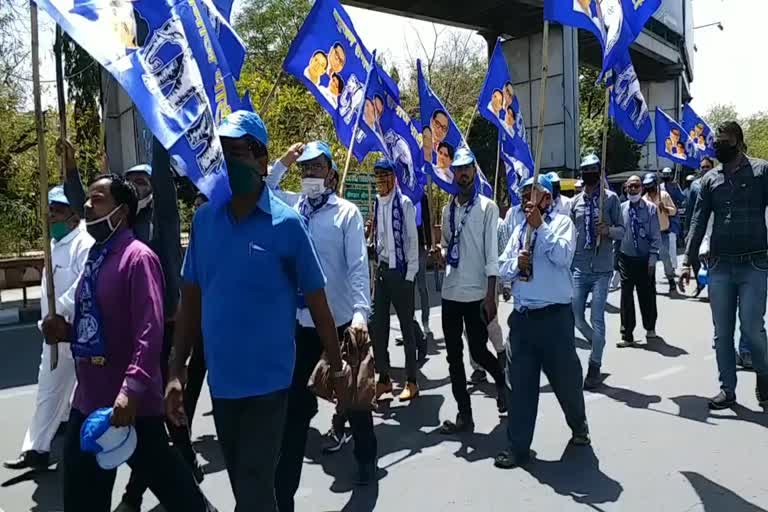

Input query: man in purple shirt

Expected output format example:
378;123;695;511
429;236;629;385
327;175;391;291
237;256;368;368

43;174;212;512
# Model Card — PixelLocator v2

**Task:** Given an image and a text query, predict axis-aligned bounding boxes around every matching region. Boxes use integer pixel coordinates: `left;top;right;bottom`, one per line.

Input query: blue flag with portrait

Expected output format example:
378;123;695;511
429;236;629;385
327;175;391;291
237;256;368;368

682;104;716;160
478;39;534;202
417;60;492;197
358;57;426;203
283;0;397;161
607;51;651;143
39;0;250;204
654;108;700;169
544;0;661;77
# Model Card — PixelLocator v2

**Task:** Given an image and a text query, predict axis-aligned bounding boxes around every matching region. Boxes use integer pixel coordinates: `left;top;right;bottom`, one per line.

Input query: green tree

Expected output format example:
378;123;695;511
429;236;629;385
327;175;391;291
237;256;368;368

705;104;768;160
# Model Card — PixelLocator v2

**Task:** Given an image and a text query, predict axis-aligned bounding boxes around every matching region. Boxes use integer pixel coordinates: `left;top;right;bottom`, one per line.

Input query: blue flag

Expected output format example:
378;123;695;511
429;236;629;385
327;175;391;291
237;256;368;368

608;51;651;143
654;108;700;169
283;0;397;161
544;0;661;76
478;38;534;202
358;57;426;203
682;104;716;160
199;0;246;79
43;0;249;204
417;61;492;197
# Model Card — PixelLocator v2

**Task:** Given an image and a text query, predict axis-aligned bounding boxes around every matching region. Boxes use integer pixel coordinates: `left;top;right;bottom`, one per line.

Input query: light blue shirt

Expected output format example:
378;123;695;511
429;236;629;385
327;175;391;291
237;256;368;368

268;161;371;327
499;213;576;310
182;188;326;399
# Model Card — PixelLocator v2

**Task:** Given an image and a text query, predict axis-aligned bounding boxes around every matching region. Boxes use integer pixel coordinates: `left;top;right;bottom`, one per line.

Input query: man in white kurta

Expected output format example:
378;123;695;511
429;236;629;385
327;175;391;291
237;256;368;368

3;186;93;470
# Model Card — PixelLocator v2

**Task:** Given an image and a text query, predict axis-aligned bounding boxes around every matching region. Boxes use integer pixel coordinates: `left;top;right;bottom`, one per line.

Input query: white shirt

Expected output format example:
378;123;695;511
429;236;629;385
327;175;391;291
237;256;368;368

267;162;371;328
499;213;575;310
375;191;419;281
440;194;500;302
552;195;572;216
39;223;94;333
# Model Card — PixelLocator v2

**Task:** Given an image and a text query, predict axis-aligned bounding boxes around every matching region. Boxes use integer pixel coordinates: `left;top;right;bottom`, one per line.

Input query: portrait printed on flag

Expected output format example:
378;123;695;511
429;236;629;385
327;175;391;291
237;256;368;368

421;109;455;184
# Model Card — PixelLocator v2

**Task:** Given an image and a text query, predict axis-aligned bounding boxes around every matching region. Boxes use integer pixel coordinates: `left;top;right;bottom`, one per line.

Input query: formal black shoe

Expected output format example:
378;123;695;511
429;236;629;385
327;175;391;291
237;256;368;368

570;431;591;446
708;391;736;410
354;462;378;486
494;450;531;469
440;414;474;434
469;369;488;384
756;376;768;406
584;363;601;390
3;451;50;470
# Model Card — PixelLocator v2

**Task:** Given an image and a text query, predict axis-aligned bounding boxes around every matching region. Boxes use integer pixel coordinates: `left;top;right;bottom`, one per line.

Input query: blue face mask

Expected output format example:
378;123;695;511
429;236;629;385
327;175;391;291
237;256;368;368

226;158;261;195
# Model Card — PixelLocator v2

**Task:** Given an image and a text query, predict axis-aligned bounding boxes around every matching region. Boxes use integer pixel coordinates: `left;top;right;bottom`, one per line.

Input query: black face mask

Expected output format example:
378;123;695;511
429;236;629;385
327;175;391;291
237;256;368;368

714;141;739;164
644;186;657;195
582;173;599;187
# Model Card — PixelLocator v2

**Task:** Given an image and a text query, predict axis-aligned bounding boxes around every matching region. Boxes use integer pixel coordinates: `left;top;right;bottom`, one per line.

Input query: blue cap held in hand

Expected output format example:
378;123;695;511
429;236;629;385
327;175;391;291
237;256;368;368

80;407;137;470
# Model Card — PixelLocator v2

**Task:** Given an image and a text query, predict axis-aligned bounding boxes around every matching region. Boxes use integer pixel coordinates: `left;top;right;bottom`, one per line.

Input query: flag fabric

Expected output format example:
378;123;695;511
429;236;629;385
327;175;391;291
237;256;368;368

357;57;426;203
681;104;716;160
608;51;651;143
544;0;661;77
417;60;492;197
654;108;700;168
283;0;397;162
478;38;534;202
42;0;249;204
199;0;246;79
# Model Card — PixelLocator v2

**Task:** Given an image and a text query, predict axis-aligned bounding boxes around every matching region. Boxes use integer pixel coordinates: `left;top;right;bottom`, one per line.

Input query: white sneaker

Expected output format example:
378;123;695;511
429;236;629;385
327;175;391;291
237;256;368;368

646;330;658;339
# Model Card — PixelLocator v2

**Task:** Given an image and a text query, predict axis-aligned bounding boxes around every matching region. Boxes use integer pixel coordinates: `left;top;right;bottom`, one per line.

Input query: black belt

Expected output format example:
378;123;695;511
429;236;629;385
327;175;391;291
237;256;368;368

514;303;570;317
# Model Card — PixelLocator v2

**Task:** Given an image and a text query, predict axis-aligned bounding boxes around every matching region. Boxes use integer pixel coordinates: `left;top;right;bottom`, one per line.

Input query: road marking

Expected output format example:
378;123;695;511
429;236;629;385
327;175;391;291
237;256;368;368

642;366;686;381
0;385;36;400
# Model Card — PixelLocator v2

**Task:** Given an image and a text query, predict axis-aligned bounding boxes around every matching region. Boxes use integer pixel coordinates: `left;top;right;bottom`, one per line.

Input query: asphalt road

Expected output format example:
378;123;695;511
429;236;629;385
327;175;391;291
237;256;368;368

2;272;768;511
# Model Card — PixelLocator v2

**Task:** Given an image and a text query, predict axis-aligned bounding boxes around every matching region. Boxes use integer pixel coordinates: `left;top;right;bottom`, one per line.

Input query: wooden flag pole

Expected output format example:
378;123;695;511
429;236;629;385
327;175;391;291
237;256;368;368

55;26;67;182
338;127;358;197
32;4;58;371
596;86;610;249
463;103;479;142
259;69;283;117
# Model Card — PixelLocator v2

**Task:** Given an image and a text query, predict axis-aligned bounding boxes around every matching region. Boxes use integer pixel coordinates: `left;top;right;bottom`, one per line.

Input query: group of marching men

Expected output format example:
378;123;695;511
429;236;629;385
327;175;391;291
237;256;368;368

4;109;768;511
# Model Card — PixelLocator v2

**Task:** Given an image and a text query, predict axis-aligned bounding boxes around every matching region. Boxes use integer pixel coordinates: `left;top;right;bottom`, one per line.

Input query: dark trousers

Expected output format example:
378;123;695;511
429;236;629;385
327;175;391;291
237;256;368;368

185;335;208;423
441;298;504;417
416;246;430;328
122;323;199;508
618;252;657;340
213;390;288;512
62;409;210;512
373;266;418;382
276;324;377;512
505;304;588;454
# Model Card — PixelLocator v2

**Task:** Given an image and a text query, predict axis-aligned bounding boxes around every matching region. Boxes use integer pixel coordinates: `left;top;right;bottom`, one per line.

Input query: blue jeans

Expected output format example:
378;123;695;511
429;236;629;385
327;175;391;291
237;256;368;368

708;258;768;396
572;270;612;366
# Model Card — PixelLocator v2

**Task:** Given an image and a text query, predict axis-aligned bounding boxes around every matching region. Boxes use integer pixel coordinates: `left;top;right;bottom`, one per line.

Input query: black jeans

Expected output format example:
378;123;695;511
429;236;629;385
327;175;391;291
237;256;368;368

62;409;210;512
505;304;588;454
122;324;199;508
213;390;288;512
441;299;504;417
618;253;657;340
185;334;208;423
276;323;377;512
372;266;419;382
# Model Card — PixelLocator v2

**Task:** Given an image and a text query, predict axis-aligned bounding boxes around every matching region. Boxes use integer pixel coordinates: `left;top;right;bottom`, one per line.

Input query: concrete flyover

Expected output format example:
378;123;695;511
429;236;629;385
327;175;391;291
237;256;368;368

345;0;695;174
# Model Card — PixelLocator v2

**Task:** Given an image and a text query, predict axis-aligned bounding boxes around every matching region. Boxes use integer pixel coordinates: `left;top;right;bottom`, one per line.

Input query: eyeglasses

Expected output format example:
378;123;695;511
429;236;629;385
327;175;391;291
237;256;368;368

626;184;642;191
299;161;328;174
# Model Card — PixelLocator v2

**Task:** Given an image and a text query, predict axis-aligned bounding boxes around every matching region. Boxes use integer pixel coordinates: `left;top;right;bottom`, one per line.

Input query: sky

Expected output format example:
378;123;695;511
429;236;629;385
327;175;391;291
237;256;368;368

28;0;767;117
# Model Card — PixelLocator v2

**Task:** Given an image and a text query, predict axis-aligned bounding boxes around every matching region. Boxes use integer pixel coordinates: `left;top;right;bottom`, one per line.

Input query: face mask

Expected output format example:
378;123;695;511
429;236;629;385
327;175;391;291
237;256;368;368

137;193;153;213
714;141;739;164
301;178;326;199
227;159;261;195
645;187;657;195
50;220;73;242
582;173;599;187
628;193;642;203
86;205;123;243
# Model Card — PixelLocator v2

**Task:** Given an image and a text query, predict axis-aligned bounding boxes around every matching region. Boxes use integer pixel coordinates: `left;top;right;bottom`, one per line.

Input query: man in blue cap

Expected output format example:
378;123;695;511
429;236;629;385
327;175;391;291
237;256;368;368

642;172;678;295
496;173;589;469
569;154;625;389
617;175;662;346
368;157;421;403
4;186;93;471
436;147;506;434
165;111;345;511
546;171;571;215
262;139;378;494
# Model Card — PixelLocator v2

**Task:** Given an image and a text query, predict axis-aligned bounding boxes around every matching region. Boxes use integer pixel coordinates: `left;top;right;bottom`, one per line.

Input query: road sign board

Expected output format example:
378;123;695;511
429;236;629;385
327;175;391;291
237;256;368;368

343;173;375;218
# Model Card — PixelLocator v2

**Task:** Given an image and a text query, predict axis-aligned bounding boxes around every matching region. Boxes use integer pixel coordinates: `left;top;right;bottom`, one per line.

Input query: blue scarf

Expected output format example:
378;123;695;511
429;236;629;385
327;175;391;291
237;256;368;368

373;189;406;275
447;191;478;268
71;239;115;363
299;189;334;223
583;192;599;249
628;202;647;250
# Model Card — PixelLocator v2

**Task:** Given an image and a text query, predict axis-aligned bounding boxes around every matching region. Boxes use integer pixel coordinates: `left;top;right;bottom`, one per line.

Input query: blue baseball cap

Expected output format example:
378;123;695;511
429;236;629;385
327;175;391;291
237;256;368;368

451;147;476;168
642;172;658;186
297;141;335;170
48;185;69;206
373;158;395;173
125;163;152;177
519;174;553;195
580;154;601;168
80;407;137;470
219;110;269;147
546;171;561;183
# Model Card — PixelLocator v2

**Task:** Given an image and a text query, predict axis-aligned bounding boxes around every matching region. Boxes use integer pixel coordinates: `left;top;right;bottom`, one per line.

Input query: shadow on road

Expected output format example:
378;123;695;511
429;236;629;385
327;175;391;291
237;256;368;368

525;444;623;508
193;434;227;476
1;467;62;512
589;381;662;410
0;323;42;390
681;471;768;511
710;404;768;429
635;336;689;358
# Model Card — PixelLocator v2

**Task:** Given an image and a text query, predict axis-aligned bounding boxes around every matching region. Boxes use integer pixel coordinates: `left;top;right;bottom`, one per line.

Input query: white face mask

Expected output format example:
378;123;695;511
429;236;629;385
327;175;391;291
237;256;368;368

137;193;153;212
301;178;326;199
628;192;642;203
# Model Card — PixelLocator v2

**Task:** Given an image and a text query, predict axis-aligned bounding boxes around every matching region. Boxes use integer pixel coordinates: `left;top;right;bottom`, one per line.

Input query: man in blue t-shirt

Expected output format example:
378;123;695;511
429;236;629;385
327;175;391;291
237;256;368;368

165;111;345;512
